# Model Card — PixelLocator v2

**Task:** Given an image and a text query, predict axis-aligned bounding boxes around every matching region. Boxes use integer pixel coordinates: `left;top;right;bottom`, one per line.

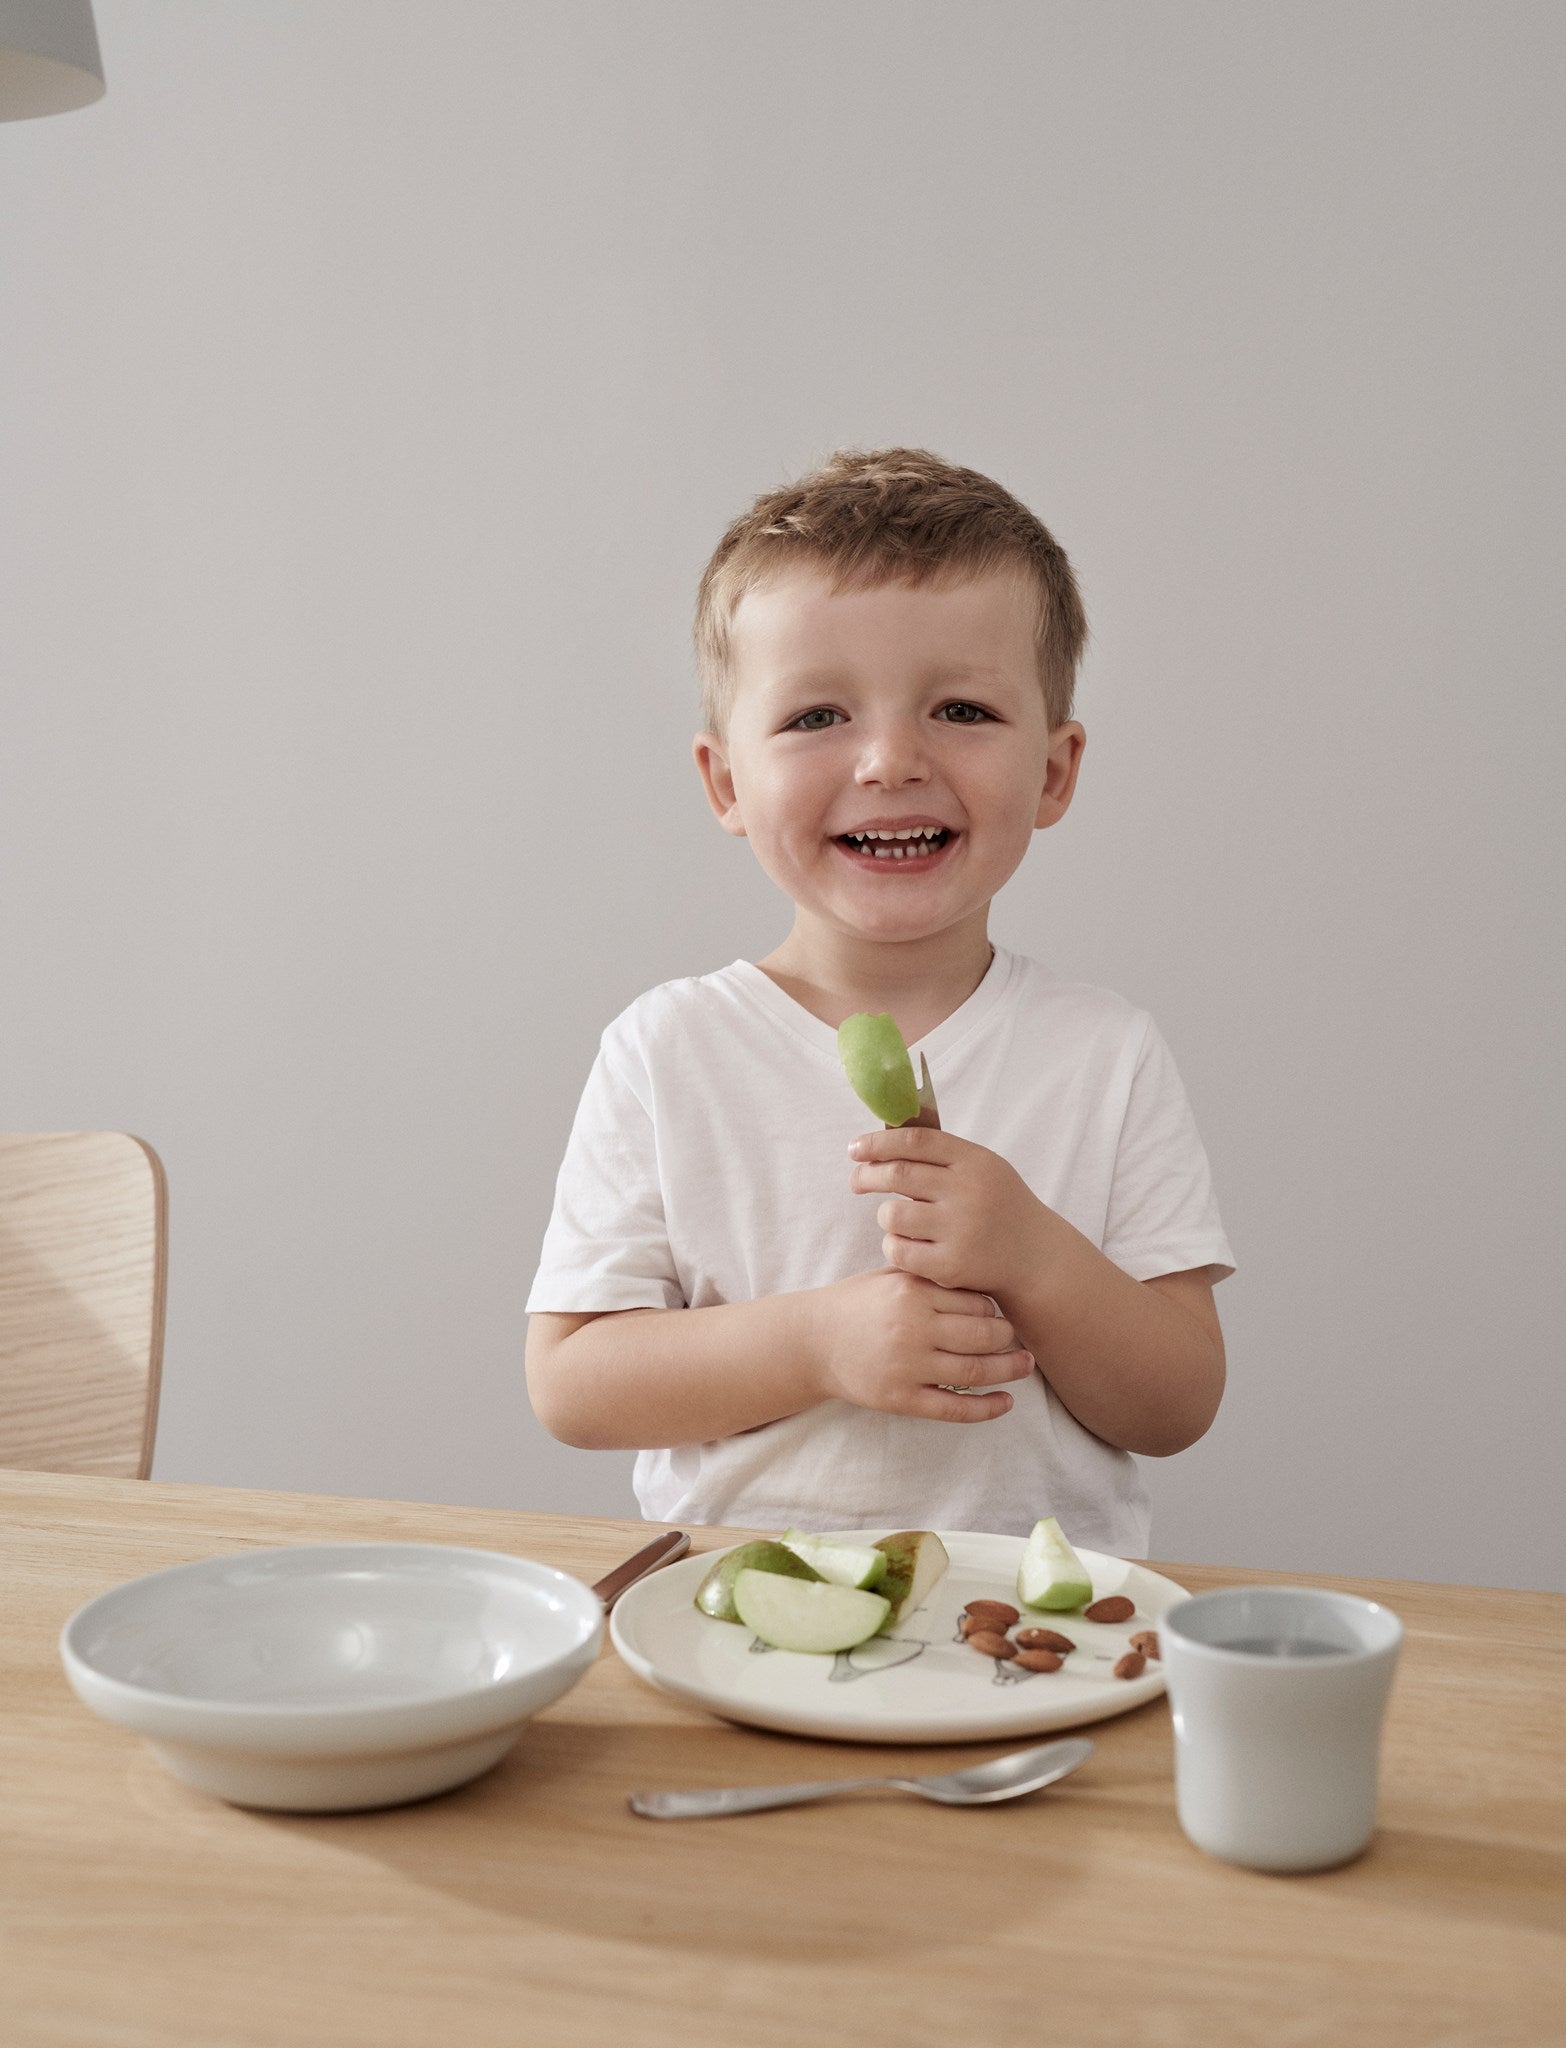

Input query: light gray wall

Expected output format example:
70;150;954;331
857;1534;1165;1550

3;2;1560;1590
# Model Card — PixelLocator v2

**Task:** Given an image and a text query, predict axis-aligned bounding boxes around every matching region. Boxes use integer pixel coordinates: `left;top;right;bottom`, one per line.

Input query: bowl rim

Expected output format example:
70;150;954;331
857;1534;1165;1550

59;1540;606;1725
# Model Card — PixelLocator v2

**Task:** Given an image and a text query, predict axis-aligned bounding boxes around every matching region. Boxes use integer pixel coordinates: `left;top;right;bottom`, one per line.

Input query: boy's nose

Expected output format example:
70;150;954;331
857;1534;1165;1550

856;726;933;778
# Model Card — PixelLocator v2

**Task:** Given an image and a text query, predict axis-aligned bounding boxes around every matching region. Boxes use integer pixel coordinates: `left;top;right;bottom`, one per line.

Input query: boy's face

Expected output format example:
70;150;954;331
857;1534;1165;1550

693;565;1084;953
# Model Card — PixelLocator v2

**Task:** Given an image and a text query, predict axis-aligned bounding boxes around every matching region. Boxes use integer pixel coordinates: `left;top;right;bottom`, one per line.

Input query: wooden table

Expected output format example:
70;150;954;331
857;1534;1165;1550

2;1471;1562;2048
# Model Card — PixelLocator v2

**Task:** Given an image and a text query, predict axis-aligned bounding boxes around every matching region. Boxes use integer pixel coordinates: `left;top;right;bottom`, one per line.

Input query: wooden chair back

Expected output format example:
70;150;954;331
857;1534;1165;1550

0;1133;167;1479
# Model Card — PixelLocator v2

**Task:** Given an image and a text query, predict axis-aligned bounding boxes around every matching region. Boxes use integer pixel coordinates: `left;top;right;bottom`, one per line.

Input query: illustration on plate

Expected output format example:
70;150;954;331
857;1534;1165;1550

741;1612;1119;1685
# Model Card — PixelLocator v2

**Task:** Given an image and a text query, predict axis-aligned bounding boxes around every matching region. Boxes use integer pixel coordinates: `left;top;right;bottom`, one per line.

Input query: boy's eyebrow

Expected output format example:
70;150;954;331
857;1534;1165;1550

776;662;1004;688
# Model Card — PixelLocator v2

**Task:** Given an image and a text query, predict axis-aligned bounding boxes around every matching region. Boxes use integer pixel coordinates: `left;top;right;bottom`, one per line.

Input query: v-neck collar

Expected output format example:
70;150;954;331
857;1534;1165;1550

726;944;1017;1066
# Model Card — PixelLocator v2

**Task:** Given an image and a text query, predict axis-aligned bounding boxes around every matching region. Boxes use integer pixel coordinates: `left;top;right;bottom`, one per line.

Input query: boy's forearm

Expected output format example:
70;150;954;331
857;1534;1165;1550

528;1292;827;1451
995;1219;1224;1457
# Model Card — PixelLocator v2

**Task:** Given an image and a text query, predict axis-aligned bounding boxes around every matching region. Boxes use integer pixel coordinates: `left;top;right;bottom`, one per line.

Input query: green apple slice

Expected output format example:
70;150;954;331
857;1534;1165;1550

733;1570;891;1653
872;1530;950;1632
694;1540;822;1624
838;1012;921;1127
1017;1515;1093;1612
780;1528;889;1590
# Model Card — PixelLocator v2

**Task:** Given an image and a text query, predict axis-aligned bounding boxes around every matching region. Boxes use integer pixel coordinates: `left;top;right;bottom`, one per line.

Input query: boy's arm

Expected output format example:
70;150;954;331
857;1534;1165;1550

530;1274;1032;1448
526;1294;828;1451
995;1230;1225;1458
850;1006;1231;1460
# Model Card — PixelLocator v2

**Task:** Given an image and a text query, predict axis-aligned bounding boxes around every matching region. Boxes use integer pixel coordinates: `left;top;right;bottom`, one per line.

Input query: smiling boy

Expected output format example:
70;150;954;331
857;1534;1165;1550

525;447;1233;1551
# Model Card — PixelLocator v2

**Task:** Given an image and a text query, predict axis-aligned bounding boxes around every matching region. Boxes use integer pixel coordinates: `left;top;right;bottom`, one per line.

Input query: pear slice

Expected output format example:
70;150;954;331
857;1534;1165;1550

837;1012;921;1127
780;1529;889;1590
872;1530;950;1633
1017;1515;1094;1612
732;1570;891;1654
693;1540;821;1624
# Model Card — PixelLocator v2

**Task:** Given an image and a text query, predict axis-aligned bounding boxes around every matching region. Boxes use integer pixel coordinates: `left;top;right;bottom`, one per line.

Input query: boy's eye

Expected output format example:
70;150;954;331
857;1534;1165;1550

783;702;993;733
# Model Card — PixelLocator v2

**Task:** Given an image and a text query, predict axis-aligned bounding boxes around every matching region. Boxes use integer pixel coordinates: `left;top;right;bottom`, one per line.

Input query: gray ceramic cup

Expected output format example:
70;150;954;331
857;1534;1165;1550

1160;1586;1403;1873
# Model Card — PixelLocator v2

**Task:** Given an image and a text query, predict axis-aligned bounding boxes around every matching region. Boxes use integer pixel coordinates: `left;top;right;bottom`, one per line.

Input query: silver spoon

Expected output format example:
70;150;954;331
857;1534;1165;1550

628;1735;1093;1819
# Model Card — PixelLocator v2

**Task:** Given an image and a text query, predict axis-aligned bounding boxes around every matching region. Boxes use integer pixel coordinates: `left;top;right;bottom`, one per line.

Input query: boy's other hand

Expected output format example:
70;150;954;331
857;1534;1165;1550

847;1127;1054;1299
808;1267;1035;1425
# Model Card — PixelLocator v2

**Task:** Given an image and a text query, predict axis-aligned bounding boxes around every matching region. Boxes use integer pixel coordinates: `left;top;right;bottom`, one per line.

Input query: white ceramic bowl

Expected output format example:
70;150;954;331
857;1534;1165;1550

60;1543;604;1812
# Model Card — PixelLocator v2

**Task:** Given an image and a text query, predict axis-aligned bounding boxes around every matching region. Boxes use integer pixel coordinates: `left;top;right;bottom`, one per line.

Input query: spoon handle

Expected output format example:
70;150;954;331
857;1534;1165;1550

591;1530;689;1613
629;1777;884;1819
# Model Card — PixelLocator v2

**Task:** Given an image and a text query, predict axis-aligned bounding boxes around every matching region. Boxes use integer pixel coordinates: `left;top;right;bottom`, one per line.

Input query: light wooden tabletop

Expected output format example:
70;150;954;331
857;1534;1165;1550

3;1470;1561;2048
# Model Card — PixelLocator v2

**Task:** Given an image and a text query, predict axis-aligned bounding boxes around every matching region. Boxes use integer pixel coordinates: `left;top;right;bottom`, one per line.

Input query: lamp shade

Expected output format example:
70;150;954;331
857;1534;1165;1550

0;0;104;120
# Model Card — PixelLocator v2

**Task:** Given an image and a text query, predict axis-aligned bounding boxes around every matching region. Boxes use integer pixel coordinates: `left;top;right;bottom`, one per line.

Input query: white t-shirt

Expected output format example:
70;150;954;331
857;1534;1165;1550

525;945;1234;1554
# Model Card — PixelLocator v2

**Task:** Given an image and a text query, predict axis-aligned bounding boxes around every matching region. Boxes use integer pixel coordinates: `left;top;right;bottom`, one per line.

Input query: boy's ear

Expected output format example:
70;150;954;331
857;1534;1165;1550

692;733;747;836
1035;721;1086;830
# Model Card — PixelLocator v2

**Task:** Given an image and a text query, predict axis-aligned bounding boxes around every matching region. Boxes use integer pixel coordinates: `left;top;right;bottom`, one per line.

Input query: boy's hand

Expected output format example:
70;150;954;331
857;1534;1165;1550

808;1267;1035;1424
847;1127;1055;1299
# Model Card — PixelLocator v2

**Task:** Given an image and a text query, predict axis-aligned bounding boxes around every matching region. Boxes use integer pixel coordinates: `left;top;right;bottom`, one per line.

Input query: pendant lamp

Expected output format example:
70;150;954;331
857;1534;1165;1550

0;0;104;120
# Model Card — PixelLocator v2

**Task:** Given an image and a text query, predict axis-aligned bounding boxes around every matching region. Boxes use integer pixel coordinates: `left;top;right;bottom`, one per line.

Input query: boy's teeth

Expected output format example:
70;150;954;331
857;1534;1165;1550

842;828;948;860
844;829;945;841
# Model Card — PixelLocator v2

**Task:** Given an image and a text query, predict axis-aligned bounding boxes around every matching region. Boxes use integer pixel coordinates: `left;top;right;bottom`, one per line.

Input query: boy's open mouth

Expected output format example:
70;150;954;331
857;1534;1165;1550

833;827;958;868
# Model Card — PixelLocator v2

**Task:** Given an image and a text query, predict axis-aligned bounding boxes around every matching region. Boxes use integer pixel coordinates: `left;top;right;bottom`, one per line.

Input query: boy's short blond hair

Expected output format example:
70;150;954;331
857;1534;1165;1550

693;445;1088;743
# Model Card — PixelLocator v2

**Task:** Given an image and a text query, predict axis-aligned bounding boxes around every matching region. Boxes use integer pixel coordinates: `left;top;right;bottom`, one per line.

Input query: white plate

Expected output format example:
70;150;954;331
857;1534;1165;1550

610;1531;1185;1744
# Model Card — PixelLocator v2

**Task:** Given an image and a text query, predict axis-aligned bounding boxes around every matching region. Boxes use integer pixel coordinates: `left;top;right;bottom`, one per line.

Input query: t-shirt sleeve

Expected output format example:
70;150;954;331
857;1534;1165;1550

1101;1016;1236;1284
524;1023;685;1314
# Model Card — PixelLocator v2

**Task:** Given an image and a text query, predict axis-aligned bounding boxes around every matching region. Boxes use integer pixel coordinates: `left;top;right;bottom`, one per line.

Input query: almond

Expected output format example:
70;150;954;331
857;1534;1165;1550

1129;1630;1160;1660
965;1630;1017;1659
1112;1651;1146;1680
1084;1596;1135;1624
964;1600;1020;1629
1014;1648;1064;1673
1014;1627;1075;1654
